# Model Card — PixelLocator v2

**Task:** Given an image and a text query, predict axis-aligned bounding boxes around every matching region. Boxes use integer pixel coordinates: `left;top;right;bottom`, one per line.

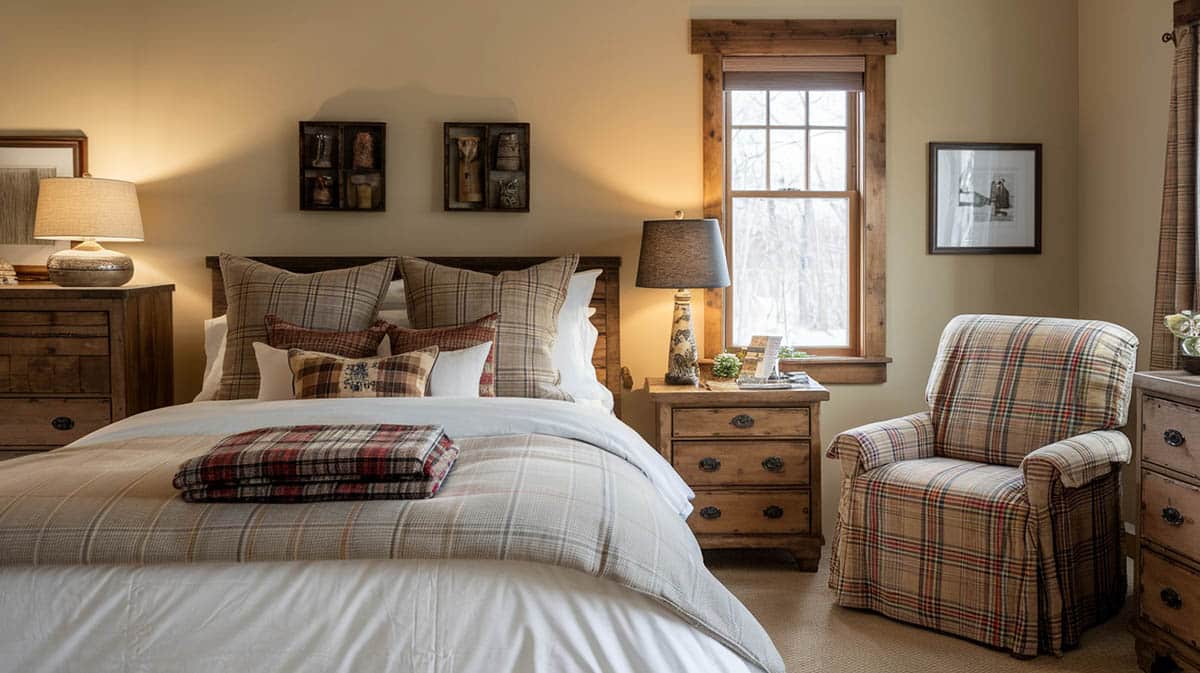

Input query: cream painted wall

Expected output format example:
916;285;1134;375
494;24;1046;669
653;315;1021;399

0;0;1083;534
1078;0;1172;365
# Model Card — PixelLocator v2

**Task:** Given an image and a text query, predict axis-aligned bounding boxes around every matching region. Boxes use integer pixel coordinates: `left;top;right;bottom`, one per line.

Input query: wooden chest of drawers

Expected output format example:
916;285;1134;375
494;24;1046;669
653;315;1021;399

0;284;174;459
646;378;829;571
1132;372;1200;672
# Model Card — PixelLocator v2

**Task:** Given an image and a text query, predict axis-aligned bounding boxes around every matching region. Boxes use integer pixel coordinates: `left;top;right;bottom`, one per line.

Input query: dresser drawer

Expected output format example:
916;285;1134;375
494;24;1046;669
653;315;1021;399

1141;549;1200;649
0;355;110;394
1143;471;1200;559
673;407;809;438
673;440;810;486
0;311;109;356
1144;396;1200;477
0;398;111;446
688;490;810;535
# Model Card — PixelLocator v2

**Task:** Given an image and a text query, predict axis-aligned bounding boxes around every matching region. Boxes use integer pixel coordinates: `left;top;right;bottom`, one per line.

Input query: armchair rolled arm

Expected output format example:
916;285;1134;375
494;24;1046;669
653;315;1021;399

1021;430;1131;509
826;411;936;479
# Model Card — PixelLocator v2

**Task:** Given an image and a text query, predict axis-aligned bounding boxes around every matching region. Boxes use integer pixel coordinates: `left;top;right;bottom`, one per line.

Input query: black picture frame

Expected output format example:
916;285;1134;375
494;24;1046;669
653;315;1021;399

927;142;1042;254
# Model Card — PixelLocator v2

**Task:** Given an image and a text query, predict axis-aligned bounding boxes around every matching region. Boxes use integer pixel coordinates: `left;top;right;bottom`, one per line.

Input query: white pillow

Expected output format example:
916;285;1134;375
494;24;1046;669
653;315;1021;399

552;269;613;410
427;341;492;398
253;339;492;400
381;279;406;310
194;316;228;401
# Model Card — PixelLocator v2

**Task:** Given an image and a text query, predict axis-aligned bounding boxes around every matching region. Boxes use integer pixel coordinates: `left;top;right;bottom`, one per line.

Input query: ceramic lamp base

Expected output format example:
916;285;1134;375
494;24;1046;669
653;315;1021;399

664;289;700;386
46;240;134;287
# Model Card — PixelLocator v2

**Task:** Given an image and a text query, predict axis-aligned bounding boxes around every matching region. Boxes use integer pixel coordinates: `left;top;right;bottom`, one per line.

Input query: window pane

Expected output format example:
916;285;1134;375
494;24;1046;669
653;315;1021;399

731;197;850;347
808;91;846;126
730;90;766;125
768;91;806;125
769;130;805;190
730;129;766;190
809;129;847;191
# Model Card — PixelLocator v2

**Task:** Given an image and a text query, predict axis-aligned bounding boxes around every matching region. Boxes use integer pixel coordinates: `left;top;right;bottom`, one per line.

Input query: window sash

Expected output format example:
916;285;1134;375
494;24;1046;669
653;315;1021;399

723;89;863;355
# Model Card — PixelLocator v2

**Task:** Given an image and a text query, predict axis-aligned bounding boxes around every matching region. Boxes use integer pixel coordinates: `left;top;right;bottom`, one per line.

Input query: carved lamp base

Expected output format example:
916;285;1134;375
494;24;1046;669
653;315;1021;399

664;288;700;386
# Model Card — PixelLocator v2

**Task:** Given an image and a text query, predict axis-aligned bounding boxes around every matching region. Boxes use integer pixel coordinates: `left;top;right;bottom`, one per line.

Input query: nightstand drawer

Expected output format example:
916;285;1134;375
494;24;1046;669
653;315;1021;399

688;490;810;535
673;407;809;438
1144;396;1200;477
0;355;111;394
1141;549;1200;649
673;440;810;486
0;311;110;356
0;398;111;447
1142;471;1200;560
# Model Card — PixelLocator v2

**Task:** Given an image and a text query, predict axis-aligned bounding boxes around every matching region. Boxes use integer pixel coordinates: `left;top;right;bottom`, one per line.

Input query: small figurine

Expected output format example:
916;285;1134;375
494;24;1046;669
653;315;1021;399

457;137;483;202
495;132;521;171
353;131;375;169
312;176;333;206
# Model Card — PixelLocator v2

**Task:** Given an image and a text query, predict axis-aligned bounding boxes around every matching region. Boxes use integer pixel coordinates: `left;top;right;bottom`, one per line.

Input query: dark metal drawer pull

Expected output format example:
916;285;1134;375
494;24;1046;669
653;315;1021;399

51;416;75;431
699;506;721;520
1161;587;1183;610
1163;506;1185;526
763;505;784;519
698;457;721;472
1164;429;1186;447
762;456;784;472
730;414;755;429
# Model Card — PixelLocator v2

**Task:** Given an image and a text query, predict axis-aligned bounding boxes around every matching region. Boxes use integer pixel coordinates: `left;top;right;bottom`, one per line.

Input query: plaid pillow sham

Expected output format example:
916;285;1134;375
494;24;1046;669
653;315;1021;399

386;313;498;397
400;256;577;400
289;346;438;399
217;255;395;400
265;314;388;357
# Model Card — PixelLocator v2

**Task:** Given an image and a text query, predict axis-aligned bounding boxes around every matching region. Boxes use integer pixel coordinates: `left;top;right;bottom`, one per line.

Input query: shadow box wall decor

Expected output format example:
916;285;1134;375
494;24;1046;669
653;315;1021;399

299;121;386;212
443;122;530;212
927;142;1042;254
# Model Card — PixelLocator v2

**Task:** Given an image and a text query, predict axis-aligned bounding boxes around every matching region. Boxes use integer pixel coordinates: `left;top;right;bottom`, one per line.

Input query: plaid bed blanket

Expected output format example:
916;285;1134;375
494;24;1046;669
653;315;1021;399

178;434;458;503
173;424;451;489
0;432;782;673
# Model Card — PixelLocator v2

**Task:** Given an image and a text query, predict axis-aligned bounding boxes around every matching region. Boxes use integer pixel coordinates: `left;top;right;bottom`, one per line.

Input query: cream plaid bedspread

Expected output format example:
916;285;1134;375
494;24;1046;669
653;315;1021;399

0;431;782;673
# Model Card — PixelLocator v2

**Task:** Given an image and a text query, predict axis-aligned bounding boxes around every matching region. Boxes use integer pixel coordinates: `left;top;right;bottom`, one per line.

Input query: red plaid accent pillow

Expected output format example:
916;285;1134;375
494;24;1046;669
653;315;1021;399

386;314;498;397
289;346;438;399
266;314;387;357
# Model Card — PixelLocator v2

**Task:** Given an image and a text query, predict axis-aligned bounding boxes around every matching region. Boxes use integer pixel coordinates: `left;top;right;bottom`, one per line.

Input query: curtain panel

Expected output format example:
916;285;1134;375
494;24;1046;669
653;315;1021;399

1152;25;1199;369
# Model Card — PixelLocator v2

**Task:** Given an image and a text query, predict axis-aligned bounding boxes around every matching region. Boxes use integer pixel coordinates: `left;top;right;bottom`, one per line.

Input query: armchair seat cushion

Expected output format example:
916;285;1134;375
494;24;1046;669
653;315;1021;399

832;457;1040;654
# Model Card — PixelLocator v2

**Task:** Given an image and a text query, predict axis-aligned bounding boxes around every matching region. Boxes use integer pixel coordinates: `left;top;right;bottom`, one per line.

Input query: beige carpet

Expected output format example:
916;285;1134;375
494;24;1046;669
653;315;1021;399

706;550;1139;673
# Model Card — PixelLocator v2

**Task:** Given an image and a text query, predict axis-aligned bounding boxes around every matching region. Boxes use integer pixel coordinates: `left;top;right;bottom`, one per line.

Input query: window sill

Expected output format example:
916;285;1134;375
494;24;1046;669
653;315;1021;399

700;355;891;384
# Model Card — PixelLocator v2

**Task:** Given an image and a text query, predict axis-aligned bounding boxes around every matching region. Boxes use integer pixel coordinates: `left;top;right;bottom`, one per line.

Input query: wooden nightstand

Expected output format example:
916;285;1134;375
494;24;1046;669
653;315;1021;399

0;283;174;459
646;377;830;571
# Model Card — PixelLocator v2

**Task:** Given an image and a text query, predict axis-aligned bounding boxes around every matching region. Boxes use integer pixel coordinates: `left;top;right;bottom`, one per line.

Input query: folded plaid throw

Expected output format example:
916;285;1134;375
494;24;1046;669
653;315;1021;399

173;424;459;503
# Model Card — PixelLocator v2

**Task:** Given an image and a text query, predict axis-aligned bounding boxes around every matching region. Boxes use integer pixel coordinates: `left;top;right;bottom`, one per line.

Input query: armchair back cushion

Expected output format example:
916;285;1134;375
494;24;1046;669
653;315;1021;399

925;315;1138;466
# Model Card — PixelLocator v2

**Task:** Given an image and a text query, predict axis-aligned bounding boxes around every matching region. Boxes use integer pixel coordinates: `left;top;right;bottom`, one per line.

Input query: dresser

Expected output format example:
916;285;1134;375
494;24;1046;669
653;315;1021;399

1132;371;1200;672
646;378;830;571
0;283;174;459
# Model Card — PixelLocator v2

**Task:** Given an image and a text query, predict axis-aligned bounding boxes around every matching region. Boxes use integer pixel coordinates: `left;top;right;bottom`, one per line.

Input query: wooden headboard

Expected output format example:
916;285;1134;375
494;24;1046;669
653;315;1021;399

204;256;623;414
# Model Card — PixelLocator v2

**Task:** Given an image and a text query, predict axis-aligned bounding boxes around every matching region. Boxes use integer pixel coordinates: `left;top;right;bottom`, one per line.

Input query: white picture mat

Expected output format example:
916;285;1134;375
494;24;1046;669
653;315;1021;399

0;146;74;264
935;147;1037;249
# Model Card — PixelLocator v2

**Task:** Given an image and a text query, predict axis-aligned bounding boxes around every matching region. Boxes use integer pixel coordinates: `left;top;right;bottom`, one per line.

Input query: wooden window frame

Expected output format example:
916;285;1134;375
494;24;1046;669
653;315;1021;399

691;19;896;384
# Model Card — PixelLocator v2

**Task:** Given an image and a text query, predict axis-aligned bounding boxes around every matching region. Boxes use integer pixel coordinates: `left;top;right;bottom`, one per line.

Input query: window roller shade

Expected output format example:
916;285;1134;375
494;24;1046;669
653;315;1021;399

722;56;865;91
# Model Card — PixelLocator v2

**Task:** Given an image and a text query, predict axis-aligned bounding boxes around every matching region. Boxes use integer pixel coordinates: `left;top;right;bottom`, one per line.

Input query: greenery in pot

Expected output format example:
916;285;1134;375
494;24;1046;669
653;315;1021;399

712;352;742;379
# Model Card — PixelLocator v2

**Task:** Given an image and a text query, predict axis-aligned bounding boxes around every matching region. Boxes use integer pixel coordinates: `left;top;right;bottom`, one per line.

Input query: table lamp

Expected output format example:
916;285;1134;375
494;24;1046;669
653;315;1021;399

34;176;144;287
636;213;731;385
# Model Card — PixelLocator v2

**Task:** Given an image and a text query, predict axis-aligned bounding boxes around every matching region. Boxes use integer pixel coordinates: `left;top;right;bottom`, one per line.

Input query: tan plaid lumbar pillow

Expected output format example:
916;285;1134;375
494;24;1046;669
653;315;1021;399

400;256;578;400
288;346;439;399
217;255;395;400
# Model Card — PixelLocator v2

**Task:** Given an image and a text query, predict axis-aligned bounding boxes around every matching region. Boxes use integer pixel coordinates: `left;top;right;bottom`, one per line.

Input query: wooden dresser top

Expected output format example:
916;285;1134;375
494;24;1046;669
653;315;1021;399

1135;370;1200;400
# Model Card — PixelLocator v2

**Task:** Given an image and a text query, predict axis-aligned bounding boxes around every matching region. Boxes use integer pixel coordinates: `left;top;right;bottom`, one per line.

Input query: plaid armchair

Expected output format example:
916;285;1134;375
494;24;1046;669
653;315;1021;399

827;315;1138;657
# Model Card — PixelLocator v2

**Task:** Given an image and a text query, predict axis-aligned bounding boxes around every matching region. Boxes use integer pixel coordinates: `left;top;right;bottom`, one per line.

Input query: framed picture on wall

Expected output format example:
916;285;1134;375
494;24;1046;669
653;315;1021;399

0;133;87;265
927;142;1042;254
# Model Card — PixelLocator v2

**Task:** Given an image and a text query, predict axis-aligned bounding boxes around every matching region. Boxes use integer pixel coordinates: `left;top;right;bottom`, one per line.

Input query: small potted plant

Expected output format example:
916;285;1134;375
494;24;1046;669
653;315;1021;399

711;352;742;381
1164;310;1200;374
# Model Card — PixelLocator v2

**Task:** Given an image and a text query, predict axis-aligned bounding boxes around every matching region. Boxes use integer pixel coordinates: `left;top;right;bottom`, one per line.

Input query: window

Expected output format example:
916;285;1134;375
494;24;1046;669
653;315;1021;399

691;20;894;383
725;88;860;354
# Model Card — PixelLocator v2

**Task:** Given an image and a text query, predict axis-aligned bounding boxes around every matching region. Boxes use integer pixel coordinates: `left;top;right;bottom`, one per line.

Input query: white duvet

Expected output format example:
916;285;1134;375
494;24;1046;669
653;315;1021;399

0;398;766;673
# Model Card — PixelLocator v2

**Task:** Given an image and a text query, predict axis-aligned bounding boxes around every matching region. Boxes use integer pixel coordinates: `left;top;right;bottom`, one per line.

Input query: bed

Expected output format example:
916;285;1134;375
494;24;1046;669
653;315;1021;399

0;256;782;673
